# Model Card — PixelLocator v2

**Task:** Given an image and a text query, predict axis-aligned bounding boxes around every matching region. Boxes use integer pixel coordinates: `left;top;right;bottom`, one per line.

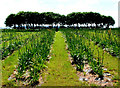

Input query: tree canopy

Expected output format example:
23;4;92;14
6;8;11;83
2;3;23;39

5;11;115;29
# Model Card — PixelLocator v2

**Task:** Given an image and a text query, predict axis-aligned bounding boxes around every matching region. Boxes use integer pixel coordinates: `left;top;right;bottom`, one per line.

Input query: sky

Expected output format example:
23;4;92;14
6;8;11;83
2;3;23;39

0;0;119;28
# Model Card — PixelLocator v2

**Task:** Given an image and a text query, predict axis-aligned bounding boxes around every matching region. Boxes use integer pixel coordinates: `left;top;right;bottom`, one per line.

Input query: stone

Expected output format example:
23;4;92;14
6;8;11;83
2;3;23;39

48;56;52;59
8;76;12;80
86;69;92;74
87;69;92;73
47;55;50;57
104;72;111;76
104;77;111;82
23;71;30;78
107;73;111;76
103;48;105;51
84;69;88;72
103;68;107;71
95;77;101;81
84;78;88;81
79;77;84;81
103;73;107;76
74;67;77;69
13;71;18;75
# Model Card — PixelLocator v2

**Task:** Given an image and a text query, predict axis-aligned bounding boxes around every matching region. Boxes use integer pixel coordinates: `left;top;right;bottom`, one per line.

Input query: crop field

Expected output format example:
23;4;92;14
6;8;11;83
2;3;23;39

1;28;120;87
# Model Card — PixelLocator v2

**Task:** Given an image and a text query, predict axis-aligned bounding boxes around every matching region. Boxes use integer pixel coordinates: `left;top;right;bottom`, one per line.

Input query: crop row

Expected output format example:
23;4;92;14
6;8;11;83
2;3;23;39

1;32;39;59
1;32;27;42
16;29;55;85
61;29;104;78
76;29;120;58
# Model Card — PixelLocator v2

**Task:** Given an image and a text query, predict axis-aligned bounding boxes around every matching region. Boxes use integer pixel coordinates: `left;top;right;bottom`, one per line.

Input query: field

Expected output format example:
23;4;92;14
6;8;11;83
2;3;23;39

1;28;120;87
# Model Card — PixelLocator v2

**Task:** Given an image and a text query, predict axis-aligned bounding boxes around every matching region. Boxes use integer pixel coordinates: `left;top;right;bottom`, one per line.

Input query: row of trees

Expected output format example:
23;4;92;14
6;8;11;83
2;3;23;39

5;11;115;29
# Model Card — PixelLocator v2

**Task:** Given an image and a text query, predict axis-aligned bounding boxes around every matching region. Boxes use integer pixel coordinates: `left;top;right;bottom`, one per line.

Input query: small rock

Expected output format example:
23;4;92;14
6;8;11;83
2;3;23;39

103;73;107;76
13;71;18;75
104;82;113;86
104;77;111;82
47;55;50;57
103;48;105;51
95;77;101;81
74;67;77;69
103;68;107;71
24;71;30;77
104;72;111;76
84;78;88;81
8;76;12;80
84;69;88;72
87;69;92;73
48;56;52;59
105;48;109;51
104;82;108;83
79;77;84;81
107;73;111;76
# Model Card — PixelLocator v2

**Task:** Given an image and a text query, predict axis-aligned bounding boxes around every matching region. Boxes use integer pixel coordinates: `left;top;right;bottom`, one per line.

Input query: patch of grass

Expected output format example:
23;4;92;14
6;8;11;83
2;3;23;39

41;31;88;86
4;79;17;87
112;75;119;80
89;83;98;86
2;50;19;85
0;32;1;88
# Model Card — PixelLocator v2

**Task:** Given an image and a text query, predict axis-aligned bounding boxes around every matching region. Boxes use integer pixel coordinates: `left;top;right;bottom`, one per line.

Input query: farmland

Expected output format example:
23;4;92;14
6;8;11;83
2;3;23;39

1;28;120;87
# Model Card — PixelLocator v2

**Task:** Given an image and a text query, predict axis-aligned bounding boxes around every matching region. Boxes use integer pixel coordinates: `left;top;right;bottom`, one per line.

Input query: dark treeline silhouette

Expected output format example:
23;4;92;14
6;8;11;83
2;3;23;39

5;11;115;29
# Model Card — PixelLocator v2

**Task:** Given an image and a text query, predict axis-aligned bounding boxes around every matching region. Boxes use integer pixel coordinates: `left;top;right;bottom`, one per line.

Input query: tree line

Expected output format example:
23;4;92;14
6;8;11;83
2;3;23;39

5;11;115;29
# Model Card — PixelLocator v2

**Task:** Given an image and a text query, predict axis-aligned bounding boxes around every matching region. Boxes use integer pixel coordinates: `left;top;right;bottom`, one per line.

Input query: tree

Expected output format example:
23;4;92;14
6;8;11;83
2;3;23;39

59;15;66;26
5;14;16;27
106;16;115;28
66;12;76;26
92;12;102;28
101;15;115;28
53;13;61;26
16;11;26;29
43;12;54;25
76;12;84;27
5;11;115;29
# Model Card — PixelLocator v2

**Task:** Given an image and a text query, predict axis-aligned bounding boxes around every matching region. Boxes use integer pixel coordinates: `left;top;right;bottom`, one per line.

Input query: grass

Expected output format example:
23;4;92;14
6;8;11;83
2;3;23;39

40;31;88;86
0;31;1;87
2;50;19;86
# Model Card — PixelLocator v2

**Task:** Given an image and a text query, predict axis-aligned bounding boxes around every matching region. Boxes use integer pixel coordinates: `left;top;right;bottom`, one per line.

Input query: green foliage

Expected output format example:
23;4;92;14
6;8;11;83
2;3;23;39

16;29;55;85
2;32;36;59
5;11;115;29
61;29;104;77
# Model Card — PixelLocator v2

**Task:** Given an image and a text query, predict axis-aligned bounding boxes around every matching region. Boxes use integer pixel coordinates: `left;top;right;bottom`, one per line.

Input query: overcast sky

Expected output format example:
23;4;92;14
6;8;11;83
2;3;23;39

0;0;119;27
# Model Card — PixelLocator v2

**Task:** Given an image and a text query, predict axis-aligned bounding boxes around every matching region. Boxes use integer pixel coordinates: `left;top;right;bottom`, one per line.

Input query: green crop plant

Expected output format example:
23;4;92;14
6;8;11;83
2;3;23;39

16;29;55;85
1;32;37;59
61;29;104;78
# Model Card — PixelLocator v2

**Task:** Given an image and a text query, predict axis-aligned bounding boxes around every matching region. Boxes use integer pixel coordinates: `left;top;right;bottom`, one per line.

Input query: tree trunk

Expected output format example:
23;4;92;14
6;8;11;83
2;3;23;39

52;23;54;28
33;24;34;29
77;23;79;28
95;23;98;28
107;24;109;29
13;24;16;29
86;23;88;28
